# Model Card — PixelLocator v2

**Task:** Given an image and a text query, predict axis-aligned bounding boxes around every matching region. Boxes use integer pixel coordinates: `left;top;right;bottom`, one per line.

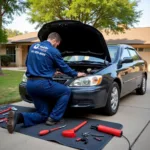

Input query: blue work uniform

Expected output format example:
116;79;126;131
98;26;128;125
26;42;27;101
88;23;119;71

21;41;77;127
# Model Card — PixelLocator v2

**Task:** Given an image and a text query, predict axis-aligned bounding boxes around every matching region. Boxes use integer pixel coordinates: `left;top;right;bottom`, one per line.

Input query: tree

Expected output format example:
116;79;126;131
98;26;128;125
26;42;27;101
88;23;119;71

6;29;23;37
27;0;141;33
0;28;7;42
0;0;28;74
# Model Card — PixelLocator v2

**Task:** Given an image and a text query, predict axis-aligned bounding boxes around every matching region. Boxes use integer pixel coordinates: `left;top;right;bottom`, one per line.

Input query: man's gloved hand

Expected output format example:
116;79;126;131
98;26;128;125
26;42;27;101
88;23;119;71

77;72;87;77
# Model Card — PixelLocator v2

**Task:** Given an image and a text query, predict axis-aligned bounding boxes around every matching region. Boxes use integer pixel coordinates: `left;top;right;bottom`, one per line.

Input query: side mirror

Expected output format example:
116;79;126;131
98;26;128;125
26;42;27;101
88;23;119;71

121;57;133;64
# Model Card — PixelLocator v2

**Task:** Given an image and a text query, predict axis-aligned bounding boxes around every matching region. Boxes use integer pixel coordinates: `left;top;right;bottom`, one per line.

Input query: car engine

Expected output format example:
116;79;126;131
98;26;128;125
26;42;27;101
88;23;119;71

53;64;104;79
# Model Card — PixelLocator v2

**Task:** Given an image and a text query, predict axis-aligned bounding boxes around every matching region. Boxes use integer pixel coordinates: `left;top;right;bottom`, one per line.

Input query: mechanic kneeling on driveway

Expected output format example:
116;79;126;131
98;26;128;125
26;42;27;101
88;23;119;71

7;32;86;134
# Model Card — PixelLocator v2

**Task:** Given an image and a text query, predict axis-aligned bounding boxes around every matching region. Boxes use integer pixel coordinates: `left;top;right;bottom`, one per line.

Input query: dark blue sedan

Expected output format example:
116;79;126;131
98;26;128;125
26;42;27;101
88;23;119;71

19;20;148;115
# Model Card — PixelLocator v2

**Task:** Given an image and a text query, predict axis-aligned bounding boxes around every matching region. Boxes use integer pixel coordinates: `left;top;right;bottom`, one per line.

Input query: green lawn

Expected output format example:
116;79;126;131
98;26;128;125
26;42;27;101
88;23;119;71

0;70;25;105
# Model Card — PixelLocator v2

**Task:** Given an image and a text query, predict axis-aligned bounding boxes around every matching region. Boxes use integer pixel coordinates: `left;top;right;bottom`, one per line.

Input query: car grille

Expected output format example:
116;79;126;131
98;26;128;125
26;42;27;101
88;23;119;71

54;79;67;84
72;99;93;105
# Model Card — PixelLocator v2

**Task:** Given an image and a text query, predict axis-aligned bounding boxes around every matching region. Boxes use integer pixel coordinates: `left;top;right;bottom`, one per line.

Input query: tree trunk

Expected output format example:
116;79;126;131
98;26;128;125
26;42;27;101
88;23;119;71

0;4;3;75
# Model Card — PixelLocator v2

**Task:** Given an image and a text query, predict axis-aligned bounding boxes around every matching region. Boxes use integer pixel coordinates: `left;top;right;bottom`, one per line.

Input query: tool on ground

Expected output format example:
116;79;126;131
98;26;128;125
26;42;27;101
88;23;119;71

0;118;8;123
76;132;90;144
39;124;67;136
62;121;87;138
82;132;104;137
81;132;89;144
91;124;123;137
82;132;90;137
76;137;88;144
76;132;89;144
90;134;104;137
76;137;82;142
0;107;17;115
0;105;8;110
2;112;9;116
93;137;102;141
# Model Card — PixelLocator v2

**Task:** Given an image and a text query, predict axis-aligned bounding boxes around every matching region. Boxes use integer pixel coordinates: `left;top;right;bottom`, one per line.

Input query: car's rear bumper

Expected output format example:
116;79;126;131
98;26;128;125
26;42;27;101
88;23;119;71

19;82;108;109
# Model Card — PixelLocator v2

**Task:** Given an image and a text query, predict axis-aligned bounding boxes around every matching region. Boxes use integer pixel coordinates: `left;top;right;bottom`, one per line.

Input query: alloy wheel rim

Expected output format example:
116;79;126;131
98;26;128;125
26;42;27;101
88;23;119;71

111;87;119;111
142;77;146;92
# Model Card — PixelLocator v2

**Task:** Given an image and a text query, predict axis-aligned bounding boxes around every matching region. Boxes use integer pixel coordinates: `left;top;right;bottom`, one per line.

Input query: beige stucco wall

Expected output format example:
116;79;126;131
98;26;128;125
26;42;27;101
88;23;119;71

16;45;23;67
15;45;29;67
131;44;150;72
138;51;150;72
22;45;28;66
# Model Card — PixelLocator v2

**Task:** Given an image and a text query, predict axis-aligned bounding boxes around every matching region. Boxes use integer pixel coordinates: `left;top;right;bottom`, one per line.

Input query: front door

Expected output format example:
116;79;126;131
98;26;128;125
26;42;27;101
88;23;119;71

128;49;144;88
118;48;135;96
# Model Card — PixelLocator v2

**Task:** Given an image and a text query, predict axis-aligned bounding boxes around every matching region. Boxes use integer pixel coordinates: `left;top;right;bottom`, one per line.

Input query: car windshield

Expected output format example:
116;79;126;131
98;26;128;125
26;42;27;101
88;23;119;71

63;45;118;63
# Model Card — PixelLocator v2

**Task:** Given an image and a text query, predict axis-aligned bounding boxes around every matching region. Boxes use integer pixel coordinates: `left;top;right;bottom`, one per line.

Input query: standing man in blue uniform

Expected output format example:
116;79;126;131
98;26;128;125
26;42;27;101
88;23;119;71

7;32;86;133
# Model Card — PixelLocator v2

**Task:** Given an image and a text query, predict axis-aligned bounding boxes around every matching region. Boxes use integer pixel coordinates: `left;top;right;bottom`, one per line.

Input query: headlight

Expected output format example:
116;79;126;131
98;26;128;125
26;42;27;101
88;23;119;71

22;73;27;82
70;75;102;87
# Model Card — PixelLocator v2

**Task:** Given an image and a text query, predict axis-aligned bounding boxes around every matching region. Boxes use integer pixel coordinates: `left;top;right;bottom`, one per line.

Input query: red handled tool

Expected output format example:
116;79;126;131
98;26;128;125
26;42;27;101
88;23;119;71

94;137;102;141
91;124;123;137
0;108;11;114
39;124;66;136
0;107;17;115
76;137;82;142
62;121;87;138
0;118;8;123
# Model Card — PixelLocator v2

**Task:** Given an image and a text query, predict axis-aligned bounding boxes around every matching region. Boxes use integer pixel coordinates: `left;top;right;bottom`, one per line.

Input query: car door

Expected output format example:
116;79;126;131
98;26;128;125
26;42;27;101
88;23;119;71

128;48;144;88
118;48;135;96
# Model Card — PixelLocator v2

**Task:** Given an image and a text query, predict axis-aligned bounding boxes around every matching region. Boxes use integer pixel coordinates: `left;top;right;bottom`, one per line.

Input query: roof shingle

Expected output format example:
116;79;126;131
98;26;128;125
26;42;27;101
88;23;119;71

103;27;150;44
8;32;39;43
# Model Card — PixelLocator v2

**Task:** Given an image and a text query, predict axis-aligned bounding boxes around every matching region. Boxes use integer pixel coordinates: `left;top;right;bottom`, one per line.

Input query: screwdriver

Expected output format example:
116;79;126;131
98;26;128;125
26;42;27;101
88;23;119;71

39;124;66;136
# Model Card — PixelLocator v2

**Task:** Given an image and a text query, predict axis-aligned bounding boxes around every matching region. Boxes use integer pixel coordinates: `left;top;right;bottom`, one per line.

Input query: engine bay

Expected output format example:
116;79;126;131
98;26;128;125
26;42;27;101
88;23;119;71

53;64;104;79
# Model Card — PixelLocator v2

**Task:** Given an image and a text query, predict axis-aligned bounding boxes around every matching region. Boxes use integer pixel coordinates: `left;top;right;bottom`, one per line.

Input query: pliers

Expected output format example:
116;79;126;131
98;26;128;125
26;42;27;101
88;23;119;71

76;137;88;144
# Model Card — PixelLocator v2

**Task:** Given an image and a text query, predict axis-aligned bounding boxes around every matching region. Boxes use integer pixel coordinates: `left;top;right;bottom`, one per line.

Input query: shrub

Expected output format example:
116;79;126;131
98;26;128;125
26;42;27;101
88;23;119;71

1;55;12;66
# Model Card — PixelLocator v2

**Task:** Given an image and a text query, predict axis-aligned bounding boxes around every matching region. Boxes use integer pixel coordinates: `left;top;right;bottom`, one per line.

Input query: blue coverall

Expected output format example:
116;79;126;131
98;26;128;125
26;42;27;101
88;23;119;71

21;41;77;127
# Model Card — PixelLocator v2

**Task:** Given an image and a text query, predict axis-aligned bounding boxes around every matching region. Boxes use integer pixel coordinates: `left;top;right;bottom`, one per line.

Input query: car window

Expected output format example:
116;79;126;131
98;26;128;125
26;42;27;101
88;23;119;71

108;45;119;62
121;49;131;60
128;49;140;61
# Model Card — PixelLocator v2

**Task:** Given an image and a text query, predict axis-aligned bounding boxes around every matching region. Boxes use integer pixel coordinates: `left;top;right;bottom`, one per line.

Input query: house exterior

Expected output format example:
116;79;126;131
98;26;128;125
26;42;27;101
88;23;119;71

0;27;150;71
0;32;38;67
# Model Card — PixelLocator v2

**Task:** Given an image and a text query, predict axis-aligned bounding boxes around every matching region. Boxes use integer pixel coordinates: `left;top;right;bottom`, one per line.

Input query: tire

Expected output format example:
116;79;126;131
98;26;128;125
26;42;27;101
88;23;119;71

103;82;120;116
136;75;147;95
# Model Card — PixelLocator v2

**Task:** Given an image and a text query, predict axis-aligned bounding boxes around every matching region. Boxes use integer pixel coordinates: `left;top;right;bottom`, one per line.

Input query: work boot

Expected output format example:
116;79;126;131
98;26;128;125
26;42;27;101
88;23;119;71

7;111;24;134
45;117;59;126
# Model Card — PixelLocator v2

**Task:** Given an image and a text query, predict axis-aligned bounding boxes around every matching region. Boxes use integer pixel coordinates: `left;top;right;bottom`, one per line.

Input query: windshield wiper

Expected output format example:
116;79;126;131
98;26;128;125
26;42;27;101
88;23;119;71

76;60;102;64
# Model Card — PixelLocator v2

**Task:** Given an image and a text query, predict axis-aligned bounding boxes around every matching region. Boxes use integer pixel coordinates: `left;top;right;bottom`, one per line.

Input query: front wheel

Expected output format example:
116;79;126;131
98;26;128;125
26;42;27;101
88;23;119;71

104;82;120;116
136;75;147;95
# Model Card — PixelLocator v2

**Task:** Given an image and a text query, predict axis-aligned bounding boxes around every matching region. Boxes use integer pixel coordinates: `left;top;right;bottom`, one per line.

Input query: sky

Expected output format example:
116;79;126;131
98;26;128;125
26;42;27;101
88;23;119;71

6;0;150;33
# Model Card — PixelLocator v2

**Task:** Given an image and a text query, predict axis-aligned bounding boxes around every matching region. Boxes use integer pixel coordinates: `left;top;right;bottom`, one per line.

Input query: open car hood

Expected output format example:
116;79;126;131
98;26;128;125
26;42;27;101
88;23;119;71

38;20;111;62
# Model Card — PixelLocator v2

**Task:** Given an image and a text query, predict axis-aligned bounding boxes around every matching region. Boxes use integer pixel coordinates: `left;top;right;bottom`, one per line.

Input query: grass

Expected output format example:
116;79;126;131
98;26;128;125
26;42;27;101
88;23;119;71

0;70;25;105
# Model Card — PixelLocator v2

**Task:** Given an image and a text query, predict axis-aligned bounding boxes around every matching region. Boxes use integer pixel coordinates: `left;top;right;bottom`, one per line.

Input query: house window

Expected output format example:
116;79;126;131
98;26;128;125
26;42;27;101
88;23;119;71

135;48;138;51
6;46;16;62
138;48;144;52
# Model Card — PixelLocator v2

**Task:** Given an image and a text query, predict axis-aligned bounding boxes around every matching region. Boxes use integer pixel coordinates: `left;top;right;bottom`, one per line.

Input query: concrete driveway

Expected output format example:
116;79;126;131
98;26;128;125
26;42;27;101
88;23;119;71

0;75;150;150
